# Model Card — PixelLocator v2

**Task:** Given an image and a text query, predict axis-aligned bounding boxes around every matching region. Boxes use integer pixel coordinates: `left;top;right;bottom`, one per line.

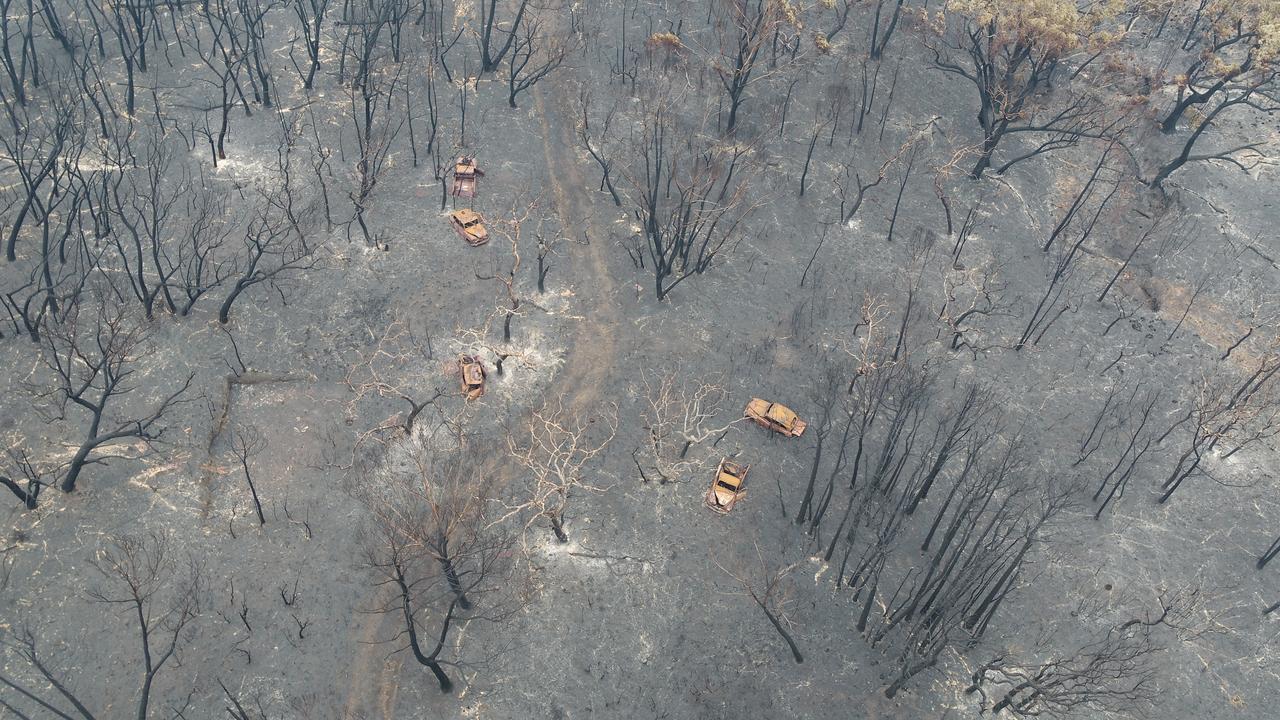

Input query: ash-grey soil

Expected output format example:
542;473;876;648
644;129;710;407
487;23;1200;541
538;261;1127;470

3;3;1280;720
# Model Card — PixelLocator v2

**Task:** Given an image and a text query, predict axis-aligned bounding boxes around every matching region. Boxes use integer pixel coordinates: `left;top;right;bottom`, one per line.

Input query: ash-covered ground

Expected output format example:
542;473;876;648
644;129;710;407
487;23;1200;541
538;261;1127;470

3;2;1280;719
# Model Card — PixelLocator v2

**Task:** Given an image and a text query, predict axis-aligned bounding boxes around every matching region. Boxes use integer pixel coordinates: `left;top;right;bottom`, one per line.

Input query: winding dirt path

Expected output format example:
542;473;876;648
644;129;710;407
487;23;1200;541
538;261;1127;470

341;58;622;720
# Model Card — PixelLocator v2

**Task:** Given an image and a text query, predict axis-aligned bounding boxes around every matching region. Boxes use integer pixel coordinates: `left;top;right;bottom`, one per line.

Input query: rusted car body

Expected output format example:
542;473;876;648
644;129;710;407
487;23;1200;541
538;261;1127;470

744;398;807;437
451;157;485;199
705;459;748;514
449;209;489;246
459;355;487;400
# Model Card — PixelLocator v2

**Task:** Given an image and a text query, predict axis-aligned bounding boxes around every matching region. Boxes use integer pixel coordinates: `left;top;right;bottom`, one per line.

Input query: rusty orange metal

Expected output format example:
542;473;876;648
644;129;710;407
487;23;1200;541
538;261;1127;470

449;209;489;247
459;355;487;400
705;459;748;514
744;398;807;437
450;157;485;199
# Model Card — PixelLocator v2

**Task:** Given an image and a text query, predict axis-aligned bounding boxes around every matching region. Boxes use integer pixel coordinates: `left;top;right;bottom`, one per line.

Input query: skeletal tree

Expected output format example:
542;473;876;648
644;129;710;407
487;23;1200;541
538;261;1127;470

357;436;522;692
793;368;1076;699
1097;205;1189;303
1042;143;1123;253
1;625;101;718
822;0;856;42
866;0;907;60
183;11;238;162
173;175;235;316
0;92;98;340
1;531;203;719
1016;165;1124;350
792;363;849;525
0;0;33;106
0;439;50;510
502;397;618;543
340;0;408;246
421;0;466;82
576;90;624;207
219;683;273;720
1214;287;1280;363
0;233;101;345
901;381;996;515
833;152;892;225
717;543;805;664
233;0;277;107
476;203;536;342
831;117;936;225
802;295;909;540
88;531;203;720
217;133;320;324
636;368;740;484
797;116;829;197
290;0;331;90
344;310;445;439
879;479;1073;698
710;0;793;134
1164;260;1221;343
103;133;190;319
0;536;12;593
230;423;268;526
965;588;1200;717
1156;347;1280;503
506;12;572;108
63;29;118;140
937;253;1011;355
34;295;194;493
36;0;74;56
1089;386;1163;519
1146;66;1280;188
2;92;75;262
454;275;541;382
477;0;532;72
534;230;560;294
106;0;155;115
1258;532;1280;570
623;105;759;300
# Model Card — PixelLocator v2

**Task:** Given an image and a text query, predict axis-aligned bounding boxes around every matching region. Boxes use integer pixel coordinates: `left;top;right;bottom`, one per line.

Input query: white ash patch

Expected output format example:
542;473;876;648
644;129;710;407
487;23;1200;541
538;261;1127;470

533;288;581;318
200;153;281;186
449;323;567;407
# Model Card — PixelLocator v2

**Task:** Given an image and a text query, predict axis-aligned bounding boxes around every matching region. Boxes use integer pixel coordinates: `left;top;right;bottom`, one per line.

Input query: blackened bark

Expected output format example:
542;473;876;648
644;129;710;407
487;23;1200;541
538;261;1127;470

549;514;568;543
1;475;37;509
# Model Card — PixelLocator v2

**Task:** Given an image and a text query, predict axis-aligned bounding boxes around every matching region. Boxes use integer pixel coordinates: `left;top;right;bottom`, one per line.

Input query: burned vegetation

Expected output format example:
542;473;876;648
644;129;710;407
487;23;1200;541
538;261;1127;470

3;1;1280;718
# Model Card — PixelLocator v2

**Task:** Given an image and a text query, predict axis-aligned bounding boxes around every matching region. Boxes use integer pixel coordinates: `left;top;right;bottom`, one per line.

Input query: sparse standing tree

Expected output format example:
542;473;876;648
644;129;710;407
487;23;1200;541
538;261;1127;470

507;15;572;109
717;543;805;663
636;368;740;484
478;0;531;72
356;439;522;692
501;397;618;543
290;0;331;90
230;423;268;526
35;296;194;493
1;532;203;718
623;106;759;300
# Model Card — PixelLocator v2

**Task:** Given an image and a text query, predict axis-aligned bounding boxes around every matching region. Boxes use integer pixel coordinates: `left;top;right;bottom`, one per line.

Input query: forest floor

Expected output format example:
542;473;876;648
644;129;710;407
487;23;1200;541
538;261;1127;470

4;9;1280;720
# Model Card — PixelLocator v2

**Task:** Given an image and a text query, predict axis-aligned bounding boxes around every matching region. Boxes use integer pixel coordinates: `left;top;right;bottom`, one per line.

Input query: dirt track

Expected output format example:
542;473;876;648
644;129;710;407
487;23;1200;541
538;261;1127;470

339;56;622;718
